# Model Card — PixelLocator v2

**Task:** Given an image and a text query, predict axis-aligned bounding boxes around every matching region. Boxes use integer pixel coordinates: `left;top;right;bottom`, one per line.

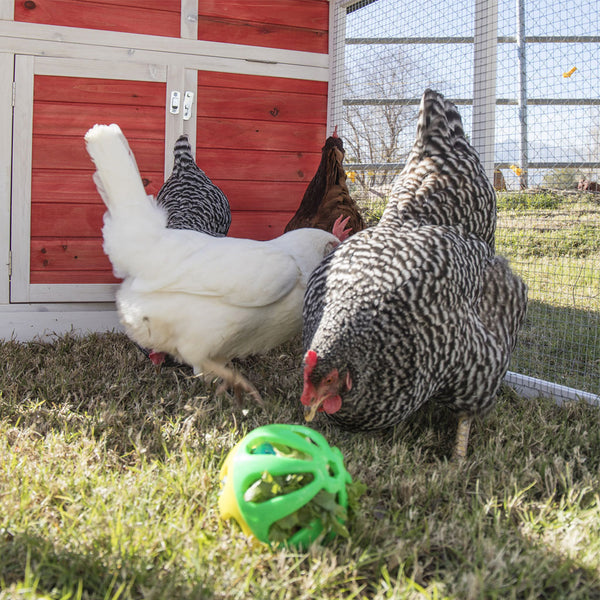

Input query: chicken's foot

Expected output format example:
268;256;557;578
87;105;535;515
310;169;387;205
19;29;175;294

202;359;264;407
452;414;472;461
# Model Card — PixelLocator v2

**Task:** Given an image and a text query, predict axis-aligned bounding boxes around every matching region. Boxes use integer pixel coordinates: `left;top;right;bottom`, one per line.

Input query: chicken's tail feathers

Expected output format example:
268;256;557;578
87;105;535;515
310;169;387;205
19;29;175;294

85;124;149;212
84;124;166;278
172;134;197;173
413;89;470;155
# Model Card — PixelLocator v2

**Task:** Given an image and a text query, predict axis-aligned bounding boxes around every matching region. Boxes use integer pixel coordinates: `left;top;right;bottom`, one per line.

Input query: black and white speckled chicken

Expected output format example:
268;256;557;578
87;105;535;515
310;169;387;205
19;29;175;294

299;89;527;459
140;134;231;367
157;134;231;235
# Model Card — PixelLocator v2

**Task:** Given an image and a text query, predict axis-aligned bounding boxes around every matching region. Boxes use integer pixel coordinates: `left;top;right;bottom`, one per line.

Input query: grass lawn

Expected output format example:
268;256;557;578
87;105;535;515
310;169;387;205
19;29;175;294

495;192;600;395
1;332;600;599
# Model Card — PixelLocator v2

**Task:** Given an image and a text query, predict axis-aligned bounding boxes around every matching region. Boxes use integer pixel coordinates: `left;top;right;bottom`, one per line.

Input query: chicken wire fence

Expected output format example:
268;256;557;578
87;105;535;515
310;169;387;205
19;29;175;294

328;0;600;404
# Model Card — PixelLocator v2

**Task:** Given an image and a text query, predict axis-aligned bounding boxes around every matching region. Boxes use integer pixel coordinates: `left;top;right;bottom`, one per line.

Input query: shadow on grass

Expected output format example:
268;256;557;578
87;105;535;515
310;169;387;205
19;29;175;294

0;530;214;599
3;334;600;597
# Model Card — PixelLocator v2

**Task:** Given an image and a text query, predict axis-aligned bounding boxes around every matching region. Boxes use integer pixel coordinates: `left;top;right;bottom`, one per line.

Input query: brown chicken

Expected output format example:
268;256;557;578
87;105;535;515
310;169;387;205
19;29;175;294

284;129;365;236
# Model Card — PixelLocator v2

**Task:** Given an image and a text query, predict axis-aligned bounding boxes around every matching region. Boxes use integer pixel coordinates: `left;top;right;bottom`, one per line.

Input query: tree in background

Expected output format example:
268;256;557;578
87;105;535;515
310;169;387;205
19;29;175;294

342;46;419;202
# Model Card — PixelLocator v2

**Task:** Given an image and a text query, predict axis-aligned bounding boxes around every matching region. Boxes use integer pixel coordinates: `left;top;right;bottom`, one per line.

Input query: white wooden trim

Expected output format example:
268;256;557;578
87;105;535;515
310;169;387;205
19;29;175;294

181;0;198;40
183;67;198;149
327;0;346;135
26;284;119;303
0;0;14;21
505;371;600;407
165;64;186;177
0;34;328;82
0;305;123;342
473;0;498;182
10;54;34;303
0;52;13;304
0;21;329;80
34;56;167;82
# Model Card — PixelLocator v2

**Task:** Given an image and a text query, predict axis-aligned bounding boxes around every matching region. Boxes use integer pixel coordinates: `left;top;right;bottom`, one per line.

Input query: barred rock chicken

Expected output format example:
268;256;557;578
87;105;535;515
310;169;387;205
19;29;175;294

284;129;365;237
299;90;527;458
157;134;231;235
85;124;348;403
143;134;231;366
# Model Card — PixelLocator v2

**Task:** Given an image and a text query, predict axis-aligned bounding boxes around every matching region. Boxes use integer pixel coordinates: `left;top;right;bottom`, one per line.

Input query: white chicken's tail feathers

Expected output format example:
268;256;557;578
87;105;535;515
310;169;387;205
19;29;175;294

85;124;167;278
85;124;149;212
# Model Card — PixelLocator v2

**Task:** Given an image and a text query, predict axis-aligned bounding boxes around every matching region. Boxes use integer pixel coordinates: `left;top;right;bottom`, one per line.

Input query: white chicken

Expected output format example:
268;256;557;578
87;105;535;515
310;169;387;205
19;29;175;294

85;124;347;402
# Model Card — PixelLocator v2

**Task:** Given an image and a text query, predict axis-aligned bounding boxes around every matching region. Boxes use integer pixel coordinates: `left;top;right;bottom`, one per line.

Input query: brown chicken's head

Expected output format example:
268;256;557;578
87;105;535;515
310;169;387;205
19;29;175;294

300;350;353;422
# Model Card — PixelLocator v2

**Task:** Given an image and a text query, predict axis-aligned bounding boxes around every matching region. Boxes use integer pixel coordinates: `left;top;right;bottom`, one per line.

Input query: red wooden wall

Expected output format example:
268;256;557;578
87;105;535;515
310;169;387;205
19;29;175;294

17;0;330;286
30;76;165;284
198;1;329;53
14;0;329;48
195;71;327;239
15;0;182;37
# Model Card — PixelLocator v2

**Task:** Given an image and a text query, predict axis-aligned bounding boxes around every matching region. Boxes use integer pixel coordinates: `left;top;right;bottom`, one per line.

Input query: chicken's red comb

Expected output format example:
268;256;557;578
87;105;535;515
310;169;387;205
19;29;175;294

305;350;318;370
332;125;338;138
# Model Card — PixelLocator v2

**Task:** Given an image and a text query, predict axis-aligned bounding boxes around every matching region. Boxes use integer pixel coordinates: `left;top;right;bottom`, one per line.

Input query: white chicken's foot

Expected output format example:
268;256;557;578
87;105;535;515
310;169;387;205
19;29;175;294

452;414;472;461
202;360;264;407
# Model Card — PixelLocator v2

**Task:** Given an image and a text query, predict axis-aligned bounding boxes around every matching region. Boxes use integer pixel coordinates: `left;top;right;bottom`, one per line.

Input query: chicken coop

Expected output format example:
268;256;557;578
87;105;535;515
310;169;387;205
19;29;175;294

1;0;599;407
0;0;331;337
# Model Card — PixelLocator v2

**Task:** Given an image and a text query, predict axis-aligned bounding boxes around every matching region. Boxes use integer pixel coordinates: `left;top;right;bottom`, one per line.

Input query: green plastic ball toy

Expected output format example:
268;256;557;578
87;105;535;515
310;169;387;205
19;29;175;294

219;424;352;549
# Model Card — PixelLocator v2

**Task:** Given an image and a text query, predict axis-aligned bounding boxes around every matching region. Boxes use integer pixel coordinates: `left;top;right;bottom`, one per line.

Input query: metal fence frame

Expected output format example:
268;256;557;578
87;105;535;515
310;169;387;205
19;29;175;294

329;0;600;406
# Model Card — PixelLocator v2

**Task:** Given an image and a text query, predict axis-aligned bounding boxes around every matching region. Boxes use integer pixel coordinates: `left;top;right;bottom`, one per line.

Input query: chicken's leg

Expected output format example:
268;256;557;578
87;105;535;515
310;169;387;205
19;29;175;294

202;359;264;407
452;414;472;460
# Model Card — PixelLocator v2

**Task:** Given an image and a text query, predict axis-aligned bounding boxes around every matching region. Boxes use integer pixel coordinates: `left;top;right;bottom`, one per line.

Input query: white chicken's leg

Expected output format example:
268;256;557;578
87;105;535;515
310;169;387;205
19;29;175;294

453;414;472;461
202;359;264;407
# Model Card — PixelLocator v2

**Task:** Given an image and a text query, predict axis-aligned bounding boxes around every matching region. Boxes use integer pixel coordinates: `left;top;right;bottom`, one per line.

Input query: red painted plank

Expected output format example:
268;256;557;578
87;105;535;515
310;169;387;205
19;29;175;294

32;136;320;182
15;0;180;37
196;86;326;124
194;148;321;182
34;77;166;107
30;237;112;271
198;71;328;96
200;0;329;31
215;180;308;212
195;117;324;153
31;170;163;203
31;203;106;238
33;103;166;139
32;135;165;171
197;16;327;53
31;175;306;213
228;211;295;241
30;270;119;284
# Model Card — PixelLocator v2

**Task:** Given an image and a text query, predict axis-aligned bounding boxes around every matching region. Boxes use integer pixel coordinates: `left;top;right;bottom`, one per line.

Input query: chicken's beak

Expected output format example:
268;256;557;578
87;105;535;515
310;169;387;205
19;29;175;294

304;401;322;422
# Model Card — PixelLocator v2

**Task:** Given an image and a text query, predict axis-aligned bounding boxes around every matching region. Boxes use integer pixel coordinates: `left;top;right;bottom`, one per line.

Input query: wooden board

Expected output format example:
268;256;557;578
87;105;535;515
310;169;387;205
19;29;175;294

198;0;328;53
27;64;328;284
194;70;327;228
227;210;296;240
29;74;165;285
14;0;181;37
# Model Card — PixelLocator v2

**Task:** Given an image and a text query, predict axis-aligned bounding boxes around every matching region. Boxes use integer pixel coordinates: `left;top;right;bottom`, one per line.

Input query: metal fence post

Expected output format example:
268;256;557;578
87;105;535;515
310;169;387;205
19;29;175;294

473;0;498;183
516;0;529;188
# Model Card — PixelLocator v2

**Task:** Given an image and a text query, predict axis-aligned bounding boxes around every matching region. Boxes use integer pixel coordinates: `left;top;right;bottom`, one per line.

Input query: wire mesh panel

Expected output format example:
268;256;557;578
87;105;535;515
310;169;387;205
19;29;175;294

330;0;599;402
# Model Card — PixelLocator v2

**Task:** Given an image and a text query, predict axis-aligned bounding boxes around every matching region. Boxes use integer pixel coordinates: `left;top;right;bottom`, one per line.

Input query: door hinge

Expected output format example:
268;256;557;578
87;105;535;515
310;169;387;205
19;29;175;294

7;251;12;279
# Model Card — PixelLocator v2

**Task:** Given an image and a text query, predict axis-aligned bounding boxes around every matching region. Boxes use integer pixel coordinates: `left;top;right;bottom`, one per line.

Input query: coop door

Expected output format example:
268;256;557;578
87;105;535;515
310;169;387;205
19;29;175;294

9;56;192;303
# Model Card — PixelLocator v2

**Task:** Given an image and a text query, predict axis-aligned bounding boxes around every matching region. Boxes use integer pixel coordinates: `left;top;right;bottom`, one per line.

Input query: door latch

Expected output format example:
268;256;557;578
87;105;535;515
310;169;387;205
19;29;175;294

183;91;194;121
169;90;181;114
